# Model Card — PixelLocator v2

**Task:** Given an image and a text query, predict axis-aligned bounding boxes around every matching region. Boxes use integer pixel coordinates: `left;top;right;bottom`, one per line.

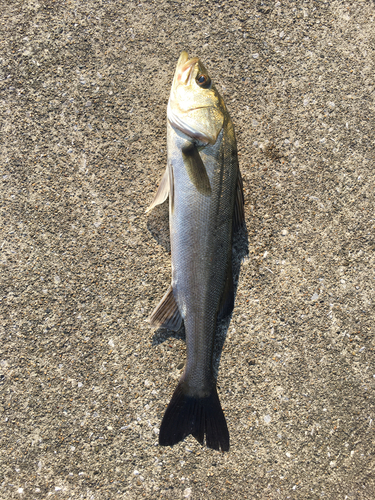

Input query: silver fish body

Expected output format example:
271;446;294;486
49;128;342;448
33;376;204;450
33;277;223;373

147;52;244;451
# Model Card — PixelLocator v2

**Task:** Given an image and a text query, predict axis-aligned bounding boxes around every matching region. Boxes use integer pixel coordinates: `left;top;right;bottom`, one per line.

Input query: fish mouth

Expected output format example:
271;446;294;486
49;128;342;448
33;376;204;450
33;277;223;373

174;51;199;87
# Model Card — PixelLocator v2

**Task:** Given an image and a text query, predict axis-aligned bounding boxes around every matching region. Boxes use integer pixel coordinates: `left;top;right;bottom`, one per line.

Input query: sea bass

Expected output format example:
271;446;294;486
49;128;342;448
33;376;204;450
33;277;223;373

147;51;244;451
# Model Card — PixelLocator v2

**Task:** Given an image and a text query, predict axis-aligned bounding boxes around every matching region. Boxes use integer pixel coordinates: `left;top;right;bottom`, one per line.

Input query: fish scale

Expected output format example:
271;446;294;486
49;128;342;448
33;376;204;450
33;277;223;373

170;125;235;390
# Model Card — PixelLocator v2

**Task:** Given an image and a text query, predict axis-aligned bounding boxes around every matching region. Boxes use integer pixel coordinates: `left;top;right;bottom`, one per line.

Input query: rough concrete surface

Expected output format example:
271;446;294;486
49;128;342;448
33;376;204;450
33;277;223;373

1;0;374;498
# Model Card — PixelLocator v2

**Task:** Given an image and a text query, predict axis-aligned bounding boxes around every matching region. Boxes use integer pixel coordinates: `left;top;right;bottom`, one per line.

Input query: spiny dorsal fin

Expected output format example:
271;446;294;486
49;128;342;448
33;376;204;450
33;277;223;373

148;285;182;331
182;143;211;196
145;166;169;213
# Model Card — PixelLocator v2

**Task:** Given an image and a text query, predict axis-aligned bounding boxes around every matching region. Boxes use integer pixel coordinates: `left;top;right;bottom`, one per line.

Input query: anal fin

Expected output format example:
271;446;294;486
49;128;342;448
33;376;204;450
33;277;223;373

148;285;182;331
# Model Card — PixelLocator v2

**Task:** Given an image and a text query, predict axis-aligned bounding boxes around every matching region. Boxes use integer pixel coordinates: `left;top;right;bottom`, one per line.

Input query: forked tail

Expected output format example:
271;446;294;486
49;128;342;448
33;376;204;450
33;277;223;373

159;381;229;451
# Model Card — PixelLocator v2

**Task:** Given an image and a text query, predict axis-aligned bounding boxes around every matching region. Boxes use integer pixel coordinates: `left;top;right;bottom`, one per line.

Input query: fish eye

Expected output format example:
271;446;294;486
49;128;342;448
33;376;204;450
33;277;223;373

196;74;211;88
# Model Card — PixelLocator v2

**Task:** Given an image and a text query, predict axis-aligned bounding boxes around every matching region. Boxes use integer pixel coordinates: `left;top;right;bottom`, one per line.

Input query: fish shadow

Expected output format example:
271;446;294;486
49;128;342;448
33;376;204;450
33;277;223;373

146;200;170;253
150;217;249;381
152;323;186;346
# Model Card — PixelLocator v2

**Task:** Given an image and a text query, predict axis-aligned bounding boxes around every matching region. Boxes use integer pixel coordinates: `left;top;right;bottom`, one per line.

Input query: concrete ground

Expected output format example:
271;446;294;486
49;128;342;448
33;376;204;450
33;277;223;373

1;0;374;498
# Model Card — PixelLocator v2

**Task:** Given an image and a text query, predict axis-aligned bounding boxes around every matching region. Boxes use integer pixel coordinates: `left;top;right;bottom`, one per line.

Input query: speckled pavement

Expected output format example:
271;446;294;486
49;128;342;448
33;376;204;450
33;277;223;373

1;1;374;499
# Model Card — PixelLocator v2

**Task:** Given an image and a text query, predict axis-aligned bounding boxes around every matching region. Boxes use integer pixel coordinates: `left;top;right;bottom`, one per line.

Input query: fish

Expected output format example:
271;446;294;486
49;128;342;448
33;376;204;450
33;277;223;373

147;51;244;451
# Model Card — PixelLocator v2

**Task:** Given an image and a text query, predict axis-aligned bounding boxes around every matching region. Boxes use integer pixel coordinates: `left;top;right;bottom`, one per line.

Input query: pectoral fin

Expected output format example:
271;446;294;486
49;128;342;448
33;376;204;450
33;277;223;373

182;143;211;196
148;285;182;331
233;169;245;231
145;167;169;213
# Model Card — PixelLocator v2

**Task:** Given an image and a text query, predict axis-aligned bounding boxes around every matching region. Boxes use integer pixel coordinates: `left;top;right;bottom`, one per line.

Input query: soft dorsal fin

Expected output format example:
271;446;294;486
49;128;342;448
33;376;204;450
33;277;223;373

182;143;211;196
148;285;182;331
218;258;234;320
145;167;169;213
233;169;245;232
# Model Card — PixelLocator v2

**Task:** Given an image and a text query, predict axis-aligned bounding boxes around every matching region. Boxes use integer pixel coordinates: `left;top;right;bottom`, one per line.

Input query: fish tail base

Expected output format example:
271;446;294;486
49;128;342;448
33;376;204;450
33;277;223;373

159;382;229;452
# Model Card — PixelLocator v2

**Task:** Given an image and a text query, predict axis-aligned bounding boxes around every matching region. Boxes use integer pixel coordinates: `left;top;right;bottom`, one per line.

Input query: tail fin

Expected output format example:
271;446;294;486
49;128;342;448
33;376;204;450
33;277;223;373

159;382;229;451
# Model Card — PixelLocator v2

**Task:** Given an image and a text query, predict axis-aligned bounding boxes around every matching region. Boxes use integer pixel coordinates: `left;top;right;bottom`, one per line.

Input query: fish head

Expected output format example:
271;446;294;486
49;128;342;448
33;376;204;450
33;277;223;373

167;51;226;145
